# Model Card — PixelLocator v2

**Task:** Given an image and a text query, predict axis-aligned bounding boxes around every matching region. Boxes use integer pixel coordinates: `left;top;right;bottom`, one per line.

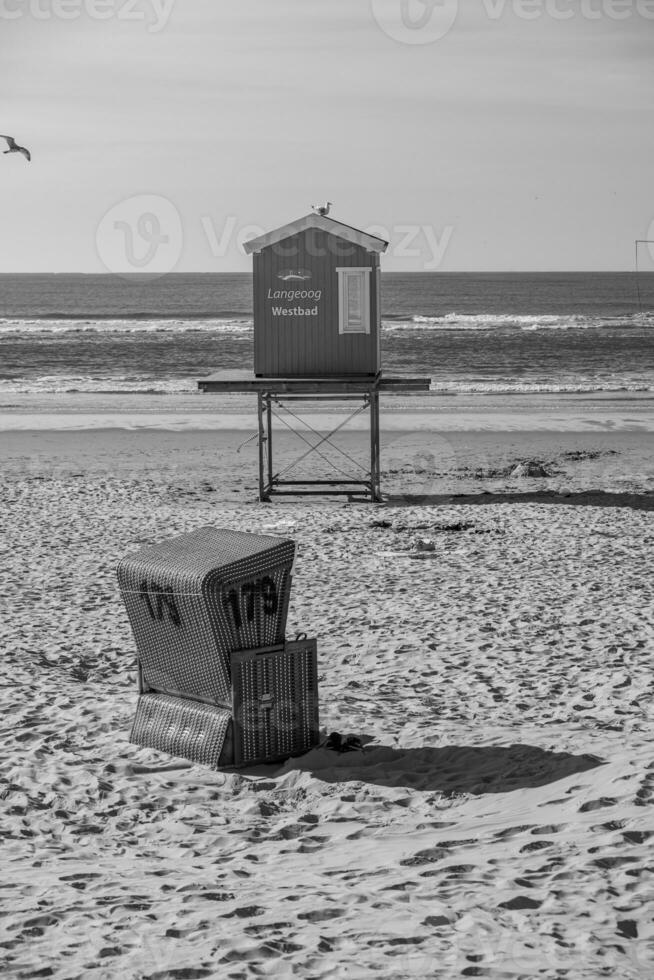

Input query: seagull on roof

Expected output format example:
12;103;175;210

0;135;31;162
312;201;332;216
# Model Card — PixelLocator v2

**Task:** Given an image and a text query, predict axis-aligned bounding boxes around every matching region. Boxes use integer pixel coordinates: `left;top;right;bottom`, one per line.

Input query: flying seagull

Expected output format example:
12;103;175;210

0;135;31;162
312;201;332;216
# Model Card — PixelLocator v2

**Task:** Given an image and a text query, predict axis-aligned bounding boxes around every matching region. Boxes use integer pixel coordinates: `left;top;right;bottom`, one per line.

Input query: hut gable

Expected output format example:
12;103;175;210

243;213;388;255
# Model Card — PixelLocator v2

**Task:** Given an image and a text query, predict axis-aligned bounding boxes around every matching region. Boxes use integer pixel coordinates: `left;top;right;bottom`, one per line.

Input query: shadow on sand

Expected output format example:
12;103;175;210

289;742;604;796
382;490;654;511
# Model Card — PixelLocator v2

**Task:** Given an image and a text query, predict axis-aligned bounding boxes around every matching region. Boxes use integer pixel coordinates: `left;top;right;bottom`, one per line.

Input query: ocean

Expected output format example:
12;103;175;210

1;272;653;396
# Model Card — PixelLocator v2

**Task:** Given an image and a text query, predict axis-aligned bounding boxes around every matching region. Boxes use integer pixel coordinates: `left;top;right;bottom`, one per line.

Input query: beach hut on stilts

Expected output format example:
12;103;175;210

198;208;431;501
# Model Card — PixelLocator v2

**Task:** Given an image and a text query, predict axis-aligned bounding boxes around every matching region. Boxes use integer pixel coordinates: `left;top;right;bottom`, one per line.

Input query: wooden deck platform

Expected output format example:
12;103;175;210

197;370;431;395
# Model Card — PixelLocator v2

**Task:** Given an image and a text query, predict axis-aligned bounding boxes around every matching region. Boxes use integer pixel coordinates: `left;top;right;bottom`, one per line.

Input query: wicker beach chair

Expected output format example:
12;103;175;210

117;527;319;768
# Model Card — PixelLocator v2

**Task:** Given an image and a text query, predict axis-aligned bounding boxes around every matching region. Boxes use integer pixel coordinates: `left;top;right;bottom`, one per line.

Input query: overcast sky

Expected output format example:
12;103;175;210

1;0;653;272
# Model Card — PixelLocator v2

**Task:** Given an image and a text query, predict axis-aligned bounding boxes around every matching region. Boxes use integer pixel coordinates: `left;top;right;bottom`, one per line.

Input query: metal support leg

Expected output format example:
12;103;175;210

257;392;268;502
266;394;273;493
370;390;381;502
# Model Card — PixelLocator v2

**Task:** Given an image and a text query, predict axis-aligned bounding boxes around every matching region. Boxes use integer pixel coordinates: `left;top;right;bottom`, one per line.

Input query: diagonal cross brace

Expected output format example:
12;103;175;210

271;397;370;482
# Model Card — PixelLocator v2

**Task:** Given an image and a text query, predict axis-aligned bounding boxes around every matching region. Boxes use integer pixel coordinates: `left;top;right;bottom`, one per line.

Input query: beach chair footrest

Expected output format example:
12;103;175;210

130;692;233;769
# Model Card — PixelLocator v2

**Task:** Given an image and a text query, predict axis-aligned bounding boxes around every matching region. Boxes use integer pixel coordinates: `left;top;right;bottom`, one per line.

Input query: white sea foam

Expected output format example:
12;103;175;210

1;310;652;337
2;376;650;397
431;381;652;394
0;317;253;336
0;376;197;395
383;312;654;331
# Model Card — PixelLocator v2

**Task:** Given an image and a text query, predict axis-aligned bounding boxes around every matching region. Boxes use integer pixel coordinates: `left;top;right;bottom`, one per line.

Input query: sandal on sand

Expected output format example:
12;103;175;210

323;731;363;753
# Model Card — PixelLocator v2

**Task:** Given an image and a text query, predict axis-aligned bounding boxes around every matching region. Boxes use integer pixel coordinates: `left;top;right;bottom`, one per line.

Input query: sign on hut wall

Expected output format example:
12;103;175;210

267;270;322;319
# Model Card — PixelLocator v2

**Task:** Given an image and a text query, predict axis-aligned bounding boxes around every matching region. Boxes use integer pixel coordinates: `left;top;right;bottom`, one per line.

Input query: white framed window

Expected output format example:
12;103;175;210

336;267;371;335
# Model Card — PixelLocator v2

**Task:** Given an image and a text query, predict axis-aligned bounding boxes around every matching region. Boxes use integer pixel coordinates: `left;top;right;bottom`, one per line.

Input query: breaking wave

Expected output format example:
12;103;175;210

383;312;654;331
0;316;253;336
431;380;652;394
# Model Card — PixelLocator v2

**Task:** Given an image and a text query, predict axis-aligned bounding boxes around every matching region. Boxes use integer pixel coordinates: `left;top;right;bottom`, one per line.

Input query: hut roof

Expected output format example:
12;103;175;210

243;213;388;255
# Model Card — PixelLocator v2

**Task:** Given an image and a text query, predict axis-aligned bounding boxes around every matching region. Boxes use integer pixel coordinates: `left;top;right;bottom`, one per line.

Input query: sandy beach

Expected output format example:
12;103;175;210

5;0;654;973
2;392;654;978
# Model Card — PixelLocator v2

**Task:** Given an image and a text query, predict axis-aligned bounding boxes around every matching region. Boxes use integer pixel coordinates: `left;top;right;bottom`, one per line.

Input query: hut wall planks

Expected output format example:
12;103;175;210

253;228;381;377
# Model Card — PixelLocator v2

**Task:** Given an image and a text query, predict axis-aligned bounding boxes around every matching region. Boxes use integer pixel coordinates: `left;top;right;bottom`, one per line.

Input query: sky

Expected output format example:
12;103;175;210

1;0;654;272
